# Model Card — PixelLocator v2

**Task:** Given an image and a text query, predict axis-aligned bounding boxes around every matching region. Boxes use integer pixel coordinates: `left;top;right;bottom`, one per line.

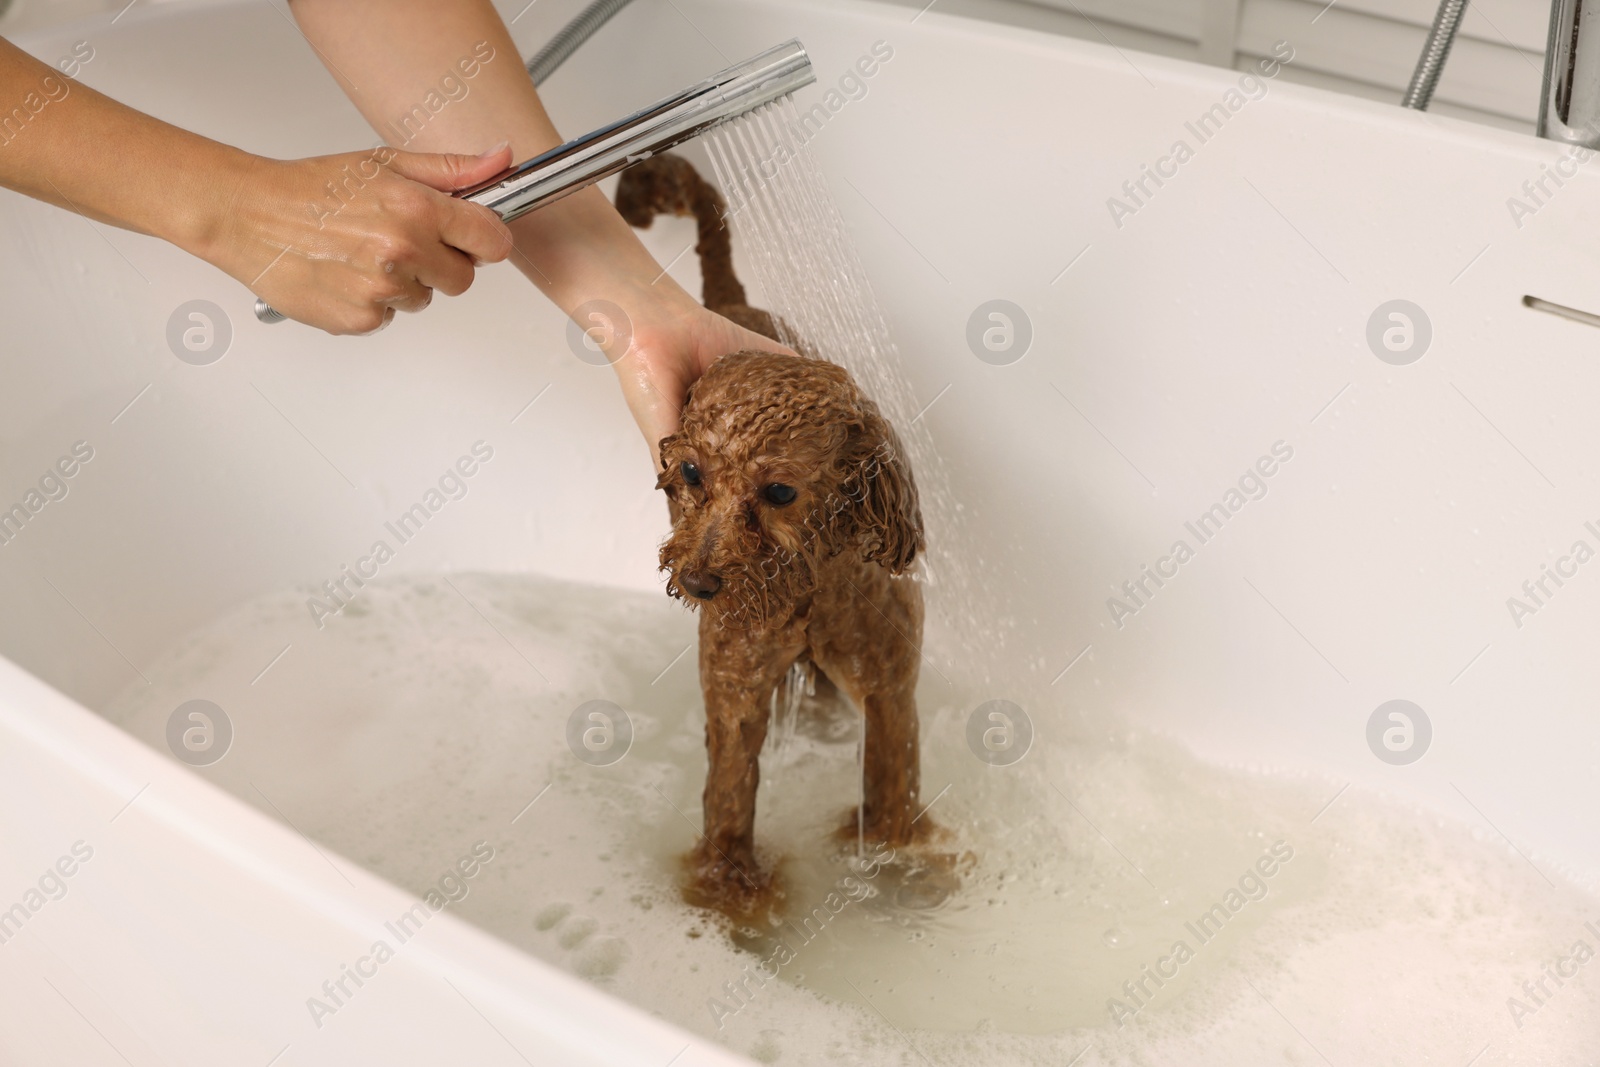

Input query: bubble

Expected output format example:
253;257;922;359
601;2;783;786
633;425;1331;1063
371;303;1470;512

558;915;599;949
895;871;956;911
576;936;629;978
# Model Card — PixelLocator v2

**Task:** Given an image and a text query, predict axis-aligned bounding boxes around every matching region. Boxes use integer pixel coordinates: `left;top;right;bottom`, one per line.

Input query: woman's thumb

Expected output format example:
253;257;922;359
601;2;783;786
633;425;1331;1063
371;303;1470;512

386;141;512;192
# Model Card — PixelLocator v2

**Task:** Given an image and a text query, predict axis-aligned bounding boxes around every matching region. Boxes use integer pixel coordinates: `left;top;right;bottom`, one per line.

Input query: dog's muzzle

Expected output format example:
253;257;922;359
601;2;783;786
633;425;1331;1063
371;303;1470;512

679;568;722;600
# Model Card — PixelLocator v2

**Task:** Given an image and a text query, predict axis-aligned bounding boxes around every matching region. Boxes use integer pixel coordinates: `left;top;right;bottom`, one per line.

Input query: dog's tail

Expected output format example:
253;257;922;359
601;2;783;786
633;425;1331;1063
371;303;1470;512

615;155;782;343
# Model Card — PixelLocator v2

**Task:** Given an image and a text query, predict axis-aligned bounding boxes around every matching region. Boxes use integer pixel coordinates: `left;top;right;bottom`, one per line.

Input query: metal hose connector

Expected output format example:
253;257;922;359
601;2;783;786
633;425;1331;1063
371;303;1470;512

1402;0;1470;110
526;0;638;86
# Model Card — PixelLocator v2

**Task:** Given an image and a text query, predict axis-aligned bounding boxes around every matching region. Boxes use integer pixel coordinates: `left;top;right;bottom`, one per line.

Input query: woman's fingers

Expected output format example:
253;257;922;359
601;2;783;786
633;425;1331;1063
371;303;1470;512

408;244;475;298
386;143;511;194
435;198;515;269
210;145;516;334
358;306;399;336
387;146;516;269
379;267;434;314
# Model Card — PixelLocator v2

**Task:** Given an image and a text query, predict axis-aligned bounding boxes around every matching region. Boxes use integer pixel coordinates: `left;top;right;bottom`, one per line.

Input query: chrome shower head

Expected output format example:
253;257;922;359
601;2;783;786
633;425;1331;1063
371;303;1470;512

462;38;812;223
254;39;814;323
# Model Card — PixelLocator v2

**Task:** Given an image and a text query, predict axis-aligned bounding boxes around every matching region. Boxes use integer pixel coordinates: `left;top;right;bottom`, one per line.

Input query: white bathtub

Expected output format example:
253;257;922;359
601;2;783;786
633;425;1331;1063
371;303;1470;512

4;0;1600;1062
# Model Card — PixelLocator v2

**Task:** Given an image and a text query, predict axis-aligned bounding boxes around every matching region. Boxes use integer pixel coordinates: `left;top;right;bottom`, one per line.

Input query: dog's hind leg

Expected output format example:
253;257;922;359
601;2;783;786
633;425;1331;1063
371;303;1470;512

812;571;925;846
856;683;921;845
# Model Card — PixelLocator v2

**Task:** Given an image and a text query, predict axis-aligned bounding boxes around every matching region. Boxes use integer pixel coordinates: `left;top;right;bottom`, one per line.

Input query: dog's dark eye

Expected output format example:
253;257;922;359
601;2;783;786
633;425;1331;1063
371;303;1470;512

762;483;797;506
681;461;702;486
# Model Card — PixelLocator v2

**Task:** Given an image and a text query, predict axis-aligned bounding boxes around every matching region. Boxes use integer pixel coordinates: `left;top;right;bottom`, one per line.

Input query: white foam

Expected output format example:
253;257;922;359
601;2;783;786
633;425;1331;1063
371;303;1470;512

105;573;1600;1065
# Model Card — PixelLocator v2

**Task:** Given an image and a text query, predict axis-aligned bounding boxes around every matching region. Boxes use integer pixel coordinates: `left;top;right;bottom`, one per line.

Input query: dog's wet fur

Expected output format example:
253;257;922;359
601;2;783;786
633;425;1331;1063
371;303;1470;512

618;156;934;920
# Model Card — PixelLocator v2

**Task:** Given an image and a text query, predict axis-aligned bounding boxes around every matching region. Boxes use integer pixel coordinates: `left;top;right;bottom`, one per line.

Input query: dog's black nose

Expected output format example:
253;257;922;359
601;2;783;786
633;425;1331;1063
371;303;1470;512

681;569;721;600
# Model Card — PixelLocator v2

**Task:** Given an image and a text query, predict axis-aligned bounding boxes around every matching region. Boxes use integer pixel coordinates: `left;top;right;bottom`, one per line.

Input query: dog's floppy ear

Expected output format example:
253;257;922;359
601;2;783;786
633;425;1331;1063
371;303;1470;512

842;409;923;574
655;432;681;486
656;431;687;524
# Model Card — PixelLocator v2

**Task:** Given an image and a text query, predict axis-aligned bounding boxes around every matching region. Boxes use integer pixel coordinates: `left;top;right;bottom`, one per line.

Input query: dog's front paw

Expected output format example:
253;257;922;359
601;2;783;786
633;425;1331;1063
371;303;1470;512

682;841;781;921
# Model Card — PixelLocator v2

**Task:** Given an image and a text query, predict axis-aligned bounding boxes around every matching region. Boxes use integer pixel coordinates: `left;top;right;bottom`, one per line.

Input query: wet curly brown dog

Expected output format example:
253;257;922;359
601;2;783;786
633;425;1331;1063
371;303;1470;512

618;156;928;915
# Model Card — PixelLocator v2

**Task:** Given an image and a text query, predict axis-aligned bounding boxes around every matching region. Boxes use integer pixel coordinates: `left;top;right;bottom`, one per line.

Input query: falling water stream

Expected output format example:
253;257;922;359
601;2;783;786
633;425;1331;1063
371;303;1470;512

704;99;1000;663
705;98;1010;872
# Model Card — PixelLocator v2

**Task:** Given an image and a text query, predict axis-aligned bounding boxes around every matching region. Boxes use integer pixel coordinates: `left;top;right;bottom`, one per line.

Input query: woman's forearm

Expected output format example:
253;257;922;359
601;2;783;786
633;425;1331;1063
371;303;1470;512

0;36;246;259
288;0;689;315
2;3;783;446
1;33;515;334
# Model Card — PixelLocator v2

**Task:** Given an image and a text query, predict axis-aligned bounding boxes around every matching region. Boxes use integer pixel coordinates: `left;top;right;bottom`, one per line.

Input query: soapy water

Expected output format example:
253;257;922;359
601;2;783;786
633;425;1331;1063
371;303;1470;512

100;85;1600;1067
105;572;1600;1066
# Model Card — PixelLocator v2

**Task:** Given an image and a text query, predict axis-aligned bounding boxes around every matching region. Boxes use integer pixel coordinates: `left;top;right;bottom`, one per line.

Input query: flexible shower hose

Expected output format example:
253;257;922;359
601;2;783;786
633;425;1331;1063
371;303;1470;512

1401;0;1470;110
525;0;638;86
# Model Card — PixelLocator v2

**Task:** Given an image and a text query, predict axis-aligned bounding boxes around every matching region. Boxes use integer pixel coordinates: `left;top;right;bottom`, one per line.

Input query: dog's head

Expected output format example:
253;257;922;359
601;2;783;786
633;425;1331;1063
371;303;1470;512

656;351;923;628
